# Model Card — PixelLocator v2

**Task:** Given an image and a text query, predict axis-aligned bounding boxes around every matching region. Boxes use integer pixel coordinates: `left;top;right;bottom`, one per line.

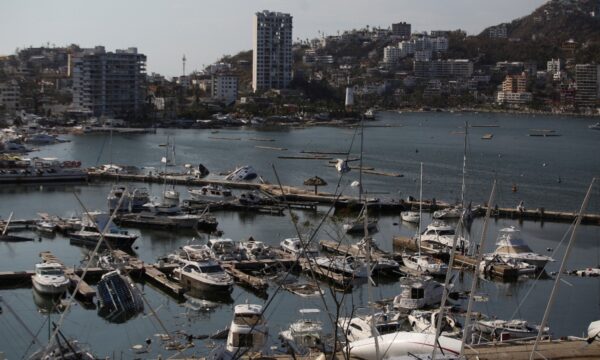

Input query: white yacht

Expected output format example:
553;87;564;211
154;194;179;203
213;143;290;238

338;308;404;342
279;309;324;355
70;212;138;249
208;238;246;261
483;227;554;270
348;332;462;360
180;243;212;260
314;256;368;278
35;220;57;235
401;210;420;223
402;253;448;276
280;237;319;258
393;276;445;310
408;309;461;337
31;262;70;295
432;207;462;220
219;303;268;359
239;239;273;260
188;184;234;203
474;318;549;339
420;221;469;250
172;259;234;292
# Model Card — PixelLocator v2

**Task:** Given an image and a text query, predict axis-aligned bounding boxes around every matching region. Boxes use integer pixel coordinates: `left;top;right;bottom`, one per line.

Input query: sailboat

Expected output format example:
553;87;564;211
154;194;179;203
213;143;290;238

402;163;448;276
433;121;473;226
342;117;378;235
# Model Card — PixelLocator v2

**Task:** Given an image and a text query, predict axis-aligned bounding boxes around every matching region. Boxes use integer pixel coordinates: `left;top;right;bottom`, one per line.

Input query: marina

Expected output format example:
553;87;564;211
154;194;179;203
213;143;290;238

1;112;599;359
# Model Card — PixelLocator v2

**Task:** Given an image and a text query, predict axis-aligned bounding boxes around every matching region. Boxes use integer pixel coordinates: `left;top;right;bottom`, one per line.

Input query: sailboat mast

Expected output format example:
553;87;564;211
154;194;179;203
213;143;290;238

363;198;380;360
418;162;423;257
460;180;496;356
109;129;113;167
358;117;364;203
461;121;467;208
529;178;596;360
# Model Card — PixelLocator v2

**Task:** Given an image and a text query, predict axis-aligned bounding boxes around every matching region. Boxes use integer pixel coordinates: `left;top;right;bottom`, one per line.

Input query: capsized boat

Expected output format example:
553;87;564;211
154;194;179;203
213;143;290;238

215;303;269;359
225;165;258;182
348;331;461;360
338;307;405;342
31;262;70;295
96;270;144;323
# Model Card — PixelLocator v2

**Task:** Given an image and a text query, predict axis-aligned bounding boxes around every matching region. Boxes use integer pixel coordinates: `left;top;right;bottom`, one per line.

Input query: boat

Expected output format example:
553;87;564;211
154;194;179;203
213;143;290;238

479;256;537;276
483;226;554;270
184;163;210;178
0;156;86;184
420;221;469;251
31;262;70;295
588;320;600;342
282;282;324;297
208;238;246;261
343;216;378;234
474;318;549;340
238;191;264;205
117;211;202;229
408;309;461;337
279;309;325;355
338;308;405;342
35;220;57;235
280;237;319;258
216;303;269;359
364;108;376;119
107;185;150;212
313;256;368;278
401;210;420;223
188;184;234;203
172;259;234;292
239;238;273;260
402;253;448;276
96;270;144;323
225;165;258;182
393;276;445;310
348;331;462;360
70;212;138;249
28;338;95;360
589;122;600;130
432;207;462;220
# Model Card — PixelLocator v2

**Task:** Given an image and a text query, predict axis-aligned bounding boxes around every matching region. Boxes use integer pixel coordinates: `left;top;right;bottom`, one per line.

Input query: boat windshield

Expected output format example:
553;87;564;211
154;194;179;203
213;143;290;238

199;265;223;273
411;287;425;299
233;313;263;326
438;230;455;236
40;268;63;276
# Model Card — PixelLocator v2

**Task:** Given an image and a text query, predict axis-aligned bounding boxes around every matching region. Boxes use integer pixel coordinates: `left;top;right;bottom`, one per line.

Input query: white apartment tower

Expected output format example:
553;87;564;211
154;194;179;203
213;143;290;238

71;46;146;118
252;10;293;92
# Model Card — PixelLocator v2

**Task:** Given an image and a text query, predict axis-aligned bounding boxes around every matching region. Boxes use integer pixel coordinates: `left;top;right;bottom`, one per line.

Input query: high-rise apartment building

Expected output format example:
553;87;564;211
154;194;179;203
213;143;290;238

392;22;411;38
252;10;293;92
575;63;600;108
71;46;146;118
212;74;239;105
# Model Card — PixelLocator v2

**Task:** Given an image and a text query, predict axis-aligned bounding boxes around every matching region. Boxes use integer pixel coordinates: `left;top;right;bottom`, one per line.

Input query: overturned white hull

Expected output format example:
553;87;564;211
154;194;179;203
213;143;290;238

348;331;461;360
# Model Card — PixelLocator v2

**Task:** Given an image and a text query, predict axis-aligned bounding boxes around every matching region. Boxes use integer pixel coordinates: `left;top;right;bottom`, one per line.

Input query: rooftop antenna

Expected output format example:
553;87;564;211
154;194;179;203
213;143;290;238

182;54;186;76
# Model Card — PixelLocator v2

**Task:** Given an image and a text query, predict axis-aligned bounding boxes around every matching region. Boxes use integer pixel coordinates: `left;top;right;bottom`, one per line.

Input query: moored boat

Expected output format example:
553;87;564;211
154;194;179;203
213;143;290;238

31;262;70;295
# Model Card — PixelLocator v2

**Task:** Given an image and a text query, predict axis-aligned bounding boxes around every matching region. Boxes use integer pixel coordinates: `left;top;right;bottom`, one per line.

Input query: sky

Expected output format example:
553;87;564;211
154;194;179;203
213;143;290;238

0;0;546;77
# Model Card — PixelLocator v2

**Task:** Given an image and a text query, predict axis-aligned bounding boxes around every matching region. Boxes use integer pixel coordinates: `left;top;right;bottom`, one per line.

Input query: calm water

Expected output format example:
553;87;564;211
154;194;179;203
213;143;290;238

1;112;599;358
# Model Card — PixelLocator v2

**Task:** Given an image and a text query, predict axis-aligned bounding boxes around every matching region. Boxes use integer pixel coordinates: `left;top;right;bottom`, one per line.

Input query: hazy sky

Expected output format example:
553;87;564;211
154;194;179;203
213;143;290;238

0;0;546;77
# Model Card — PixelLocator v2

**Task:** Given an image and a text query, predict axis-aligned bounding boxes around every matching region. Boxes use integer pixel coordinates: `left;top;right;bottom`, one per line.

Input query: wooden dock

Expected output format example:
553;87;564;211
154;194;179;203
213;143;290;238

465;339;600;359
319;239;396;261
298;259;353;290
86;171;600;225
143;265;184;297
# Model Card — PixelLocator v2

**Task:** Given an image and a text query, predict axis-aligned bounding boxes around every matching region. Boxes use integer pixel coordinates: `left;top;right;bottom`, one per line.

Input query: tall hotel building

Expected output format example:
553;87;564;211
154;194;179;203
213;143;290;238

252;10;293;92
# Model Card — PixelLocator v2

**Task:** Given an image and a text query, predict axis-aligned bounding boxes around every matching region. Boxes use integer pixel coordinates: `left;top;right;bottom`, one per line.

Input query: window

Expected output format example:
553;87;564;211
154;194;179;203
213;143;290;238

234;333;254;347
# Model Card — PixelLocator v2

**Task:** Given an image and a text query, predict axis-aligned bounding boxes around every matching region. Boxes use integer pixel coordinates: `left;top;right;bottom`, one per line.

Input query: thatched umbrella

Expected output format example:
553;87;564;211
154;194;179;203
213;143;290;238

304;176;327;195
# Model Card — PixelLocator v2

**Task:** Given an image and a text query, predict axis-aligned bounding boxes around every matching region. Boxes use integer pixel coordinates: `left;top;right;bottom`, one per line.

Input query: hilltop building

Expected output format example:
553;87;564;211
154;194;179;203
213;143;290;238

71;46;146;118
252;10;293;92
391;22;411;38
575;63;600;108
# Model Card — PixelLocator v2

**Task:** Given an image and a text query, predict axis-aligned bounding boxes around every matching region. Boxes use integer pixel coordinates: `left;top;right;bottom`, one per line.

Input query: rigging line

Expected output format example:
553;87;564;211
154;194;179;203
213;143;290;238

20;314;49;360
41;190;127;356
507;219;576;321
94;134;108;166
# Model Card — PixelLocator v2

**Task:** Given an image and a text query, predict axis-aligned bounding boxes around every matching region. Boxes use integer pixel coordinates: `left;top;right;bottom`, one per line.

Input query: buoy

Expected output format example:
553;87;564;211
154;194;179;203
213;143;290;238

512;184;518;192
542;162;547;167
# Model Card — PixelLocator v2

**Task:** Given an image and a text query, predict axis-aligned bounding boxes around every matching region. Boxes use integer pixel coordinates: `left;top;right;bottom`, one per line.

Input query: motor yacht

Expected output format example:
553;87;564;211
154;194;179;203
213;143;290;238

483;227;554;270
188;184;234;203
31;262;70;295
70;212;137;249
280;237;319;258
172;259;234;292
393;276;445;310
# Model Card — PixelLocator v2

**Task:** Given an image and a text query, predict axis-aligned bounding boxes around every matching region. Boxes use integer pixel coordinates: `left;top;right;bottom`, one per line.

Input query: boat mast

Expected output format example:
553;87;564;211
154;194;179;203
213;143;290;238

418;162;423;257
461;121;468;208
529;178;596;360
460;180;496;356
358;117;364;204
